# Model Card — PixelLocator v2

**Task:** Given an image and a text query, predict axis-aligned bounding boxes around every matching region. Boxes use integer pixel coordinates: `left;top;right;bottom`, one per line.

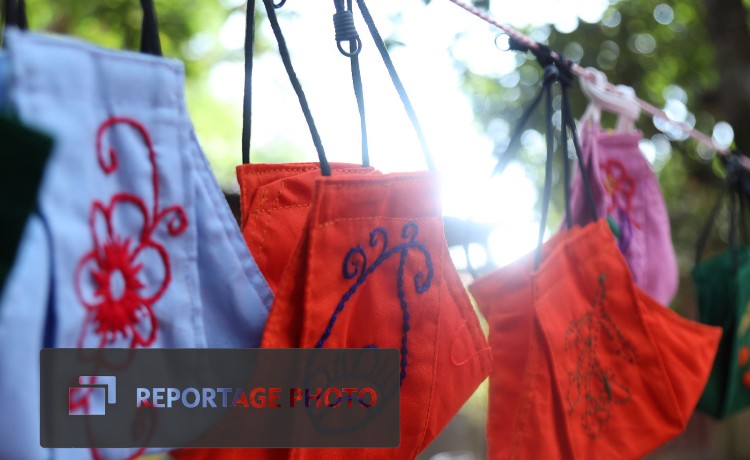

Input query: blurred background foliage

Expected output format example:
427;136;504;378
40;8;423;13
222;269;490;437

460;0;745;292
15;0;284;186
9;0;750;458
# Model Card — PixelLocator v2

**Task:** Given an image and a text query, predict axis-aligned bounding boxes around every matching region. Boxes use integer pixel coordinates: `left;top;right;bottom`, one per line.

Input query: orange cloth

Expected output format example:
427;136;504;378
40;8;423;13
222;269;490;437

470;219;721;460
175;172;490;460
237;162;377;294
262;172;491;459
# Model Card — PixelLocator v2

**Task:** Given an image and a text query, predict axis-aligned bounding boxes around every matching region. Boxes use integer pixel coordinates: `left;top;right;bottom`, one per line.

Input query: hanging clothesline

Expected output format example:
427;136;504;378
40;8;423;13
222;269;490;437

445;0;750;172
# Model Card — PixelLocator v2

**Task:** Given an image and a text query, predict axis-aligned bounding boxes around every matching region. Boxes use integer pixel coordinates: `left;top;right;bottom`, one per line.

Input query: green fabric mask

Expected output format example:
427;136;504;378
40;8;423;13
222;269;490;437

693;247;750;418
0;115;53;296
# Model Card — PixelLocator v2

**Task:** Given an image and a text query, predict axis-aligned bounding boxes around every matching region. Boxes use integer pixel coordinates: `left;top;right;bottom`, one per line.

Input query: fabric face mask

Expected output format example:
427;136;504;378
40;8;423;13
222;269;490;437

0;29;273;459
237;162;377;294
693;247;750;418
265;172;490;460
174;173;491;460
470;219;720;460
567;122;678;306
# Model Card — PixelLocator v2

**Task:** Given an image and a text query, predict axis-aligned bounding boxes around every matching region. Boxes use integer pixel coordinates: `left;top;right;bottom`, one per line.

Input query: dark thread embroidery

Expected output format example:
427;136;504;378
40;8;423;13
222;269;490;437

316;221;434;384
565;273;637;439
74;117;188;350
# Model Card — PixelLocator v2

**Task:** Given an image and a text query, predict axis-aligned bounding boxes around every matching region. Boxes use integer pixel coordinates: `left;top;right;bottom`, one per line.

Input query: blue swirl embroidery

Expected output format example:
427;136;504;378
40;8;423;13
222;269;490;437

315;221;434;384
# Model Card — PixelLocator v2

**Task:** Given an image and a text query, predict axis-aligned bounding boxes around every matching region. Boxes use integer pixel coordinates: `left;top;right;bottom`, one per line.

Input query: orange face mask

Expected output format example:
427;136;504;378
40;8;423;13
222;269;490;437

175;172;490;460
470;219;721;460
237;162;377;294
266;172;490;459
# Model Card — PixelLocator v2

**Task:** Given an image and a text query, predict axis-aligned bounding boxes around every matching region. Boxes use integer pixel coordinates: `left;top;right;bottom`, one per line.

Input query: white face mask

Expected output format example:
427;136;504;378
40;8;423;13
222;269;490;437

0;29;273;459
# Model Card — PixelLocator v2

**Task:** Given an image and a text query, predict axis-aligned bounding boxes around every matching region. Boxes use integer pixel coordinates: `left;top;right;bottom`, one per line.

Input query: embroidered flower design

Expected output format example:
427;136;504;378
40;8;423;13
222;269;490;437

74;117;187;349
565;274;637;439
602;159;641;256
602;159;636;218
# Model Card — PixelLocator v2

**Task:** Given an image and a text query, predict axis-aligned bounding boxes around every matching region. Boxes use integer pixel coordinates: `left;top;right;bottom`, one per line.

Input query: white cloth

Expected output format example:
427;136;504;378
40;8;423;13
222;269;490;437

0;29;273;459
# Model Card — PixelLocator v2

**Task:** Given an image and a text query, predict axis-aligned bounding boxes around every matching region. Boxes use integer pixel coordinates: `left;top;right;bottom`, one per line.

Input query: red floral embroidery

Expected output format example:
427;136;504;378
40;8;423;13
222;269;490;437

601;159;641;229
74;117;188;349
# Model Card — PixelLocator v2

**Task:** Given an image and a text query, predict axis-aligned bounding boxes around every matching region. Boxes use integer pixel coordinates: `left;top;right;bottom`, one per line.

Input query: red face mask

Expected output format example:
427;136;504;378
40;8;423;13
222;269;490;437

175;172;490;460
237;162;378;294
268;172;489;459
470;219;721;460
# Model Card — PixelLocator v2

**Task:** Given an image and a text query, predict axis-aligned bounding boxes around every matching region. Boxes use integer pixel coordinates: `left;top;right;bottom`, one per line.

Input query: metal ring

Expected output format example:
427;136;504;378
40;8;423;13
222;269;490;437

337;37;362;57
494;33;510;51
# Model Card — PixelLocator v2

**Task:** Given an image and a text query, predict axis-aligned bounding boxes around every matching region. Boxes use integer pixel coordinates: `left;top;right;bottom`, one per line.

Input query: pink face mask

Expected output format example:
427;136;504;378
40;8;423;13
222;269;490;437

567;121;678;306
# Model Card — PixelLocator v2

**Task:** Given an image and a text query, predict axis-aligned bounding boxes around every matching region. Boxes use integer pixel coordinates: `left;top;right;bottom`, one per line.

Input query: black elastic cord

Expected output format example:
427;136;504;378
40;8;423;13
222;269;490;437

561;91;572;229
558;62;573;229
356;0;434;170
502;41;597;226
3;0;27;31
333;0;369;167
333;0;362;57
535;64;558;269
694;186;727;265
139;0;162;56
729;181;739;268
351;53;369;166
16;0;24;28
241;0;256;165
493;86;545;175
561;80;598;223
263;0;331;176
501;45;597;267
694;153;745;266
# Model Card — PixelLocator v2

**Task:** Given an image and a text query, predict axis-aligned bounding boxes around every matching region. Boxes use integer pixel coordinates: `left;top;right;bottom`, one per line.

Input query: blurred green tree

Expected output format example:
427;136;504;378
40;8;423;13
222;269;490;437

454;0;748;293
10;0;286;187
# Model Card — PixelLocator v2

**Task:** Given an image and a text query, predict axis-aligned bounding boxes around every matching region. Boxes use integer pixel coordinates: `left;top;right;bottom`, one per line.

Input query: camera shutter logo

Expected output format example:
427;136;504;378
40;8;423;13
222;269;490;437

69;376;117;415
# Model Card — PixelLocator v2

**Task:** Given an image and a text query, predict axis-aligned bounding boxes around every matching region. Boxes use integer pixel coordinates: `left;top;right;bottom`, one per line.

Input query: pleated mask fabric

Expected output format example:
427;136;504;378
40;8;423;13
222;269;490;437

0;29;272;459
195;172;488;460
470;219;721;460
568;122;678;306
693;247;750;418
237;162;377;294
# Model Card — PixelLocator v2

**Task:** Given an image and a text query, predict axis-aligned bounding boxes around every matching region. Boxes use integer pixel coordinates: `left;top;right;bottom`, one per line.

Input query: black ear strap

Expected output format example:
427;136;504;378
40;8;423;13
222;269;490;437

535;63;558;268
3;0;159;55
497;42;597;268
332;0;368;167
694;186;727;266
241;0;257;165
3;0;27;31
242;0;331;176
140;0;162;56
355;0;434;170
694;152;747;267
